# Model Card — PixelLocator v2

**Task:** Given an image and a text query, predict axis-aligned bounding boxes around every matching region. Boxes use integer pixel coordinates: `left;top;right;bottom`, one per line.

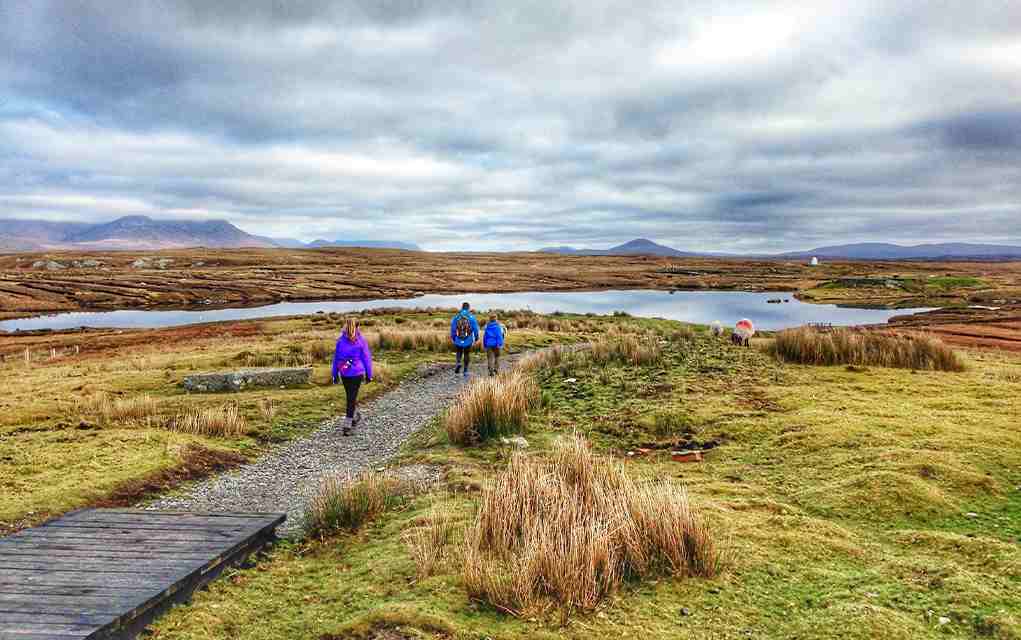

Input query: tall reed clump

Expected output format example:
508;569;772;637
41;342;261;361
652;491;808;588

767;327;965;372
444;372;540;445
461;436;720;617
590;333;663;367
305;472;409;538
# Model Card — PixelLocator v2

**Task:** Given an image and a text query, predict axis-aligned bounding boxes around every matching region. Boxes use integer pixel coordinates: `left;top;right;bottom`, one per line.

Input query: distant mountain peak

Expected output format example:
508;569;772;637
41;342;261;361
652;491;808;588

540;238;699;257
306;239;421;251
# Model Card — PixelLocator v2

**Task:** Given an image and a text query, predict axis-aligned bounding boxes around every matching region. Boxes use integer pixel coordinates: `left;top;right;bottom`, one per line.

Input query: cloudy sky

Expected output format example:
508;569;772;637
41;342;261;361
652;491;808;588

1;1;1019;252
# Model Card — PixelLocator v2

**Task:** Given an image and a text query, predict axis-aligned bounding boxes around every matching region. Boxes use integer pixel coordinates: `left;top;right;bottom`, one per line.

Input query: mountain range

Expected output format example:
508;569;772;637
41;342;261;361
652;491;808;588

540;238;1021;260
2;216;1019;259
0;216;420;252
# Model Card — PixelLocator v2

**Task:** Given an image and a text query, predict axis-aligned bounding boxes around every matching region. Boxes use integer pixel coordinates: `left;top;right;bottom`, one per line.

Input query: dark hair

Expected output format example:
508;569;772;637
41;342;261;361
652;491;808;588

461;302;470;310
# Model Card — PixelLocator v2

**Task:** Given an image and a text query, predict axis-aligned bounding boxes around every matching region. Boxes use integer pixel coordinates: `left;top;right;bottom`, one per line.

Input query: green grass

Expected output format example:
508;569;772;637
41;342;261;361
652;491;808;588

147;326;1021;639
1;309;669;531
923;276;986;290
808;275;989;306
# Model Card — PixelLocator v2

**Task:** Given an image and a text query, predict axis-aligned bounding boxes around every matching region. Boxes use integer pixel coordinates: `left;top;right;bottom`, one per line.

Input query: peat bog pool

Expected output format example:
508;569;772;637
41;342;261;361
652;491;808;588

0;290;936;333
0;287;939;332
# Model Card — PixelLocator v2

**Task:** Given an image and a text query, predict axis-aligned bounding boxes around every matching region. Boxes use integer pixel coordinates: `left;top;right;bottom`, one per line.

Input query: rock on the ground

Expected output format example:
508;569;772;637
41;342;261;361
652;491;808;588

500;436;530;449
182;367;313;392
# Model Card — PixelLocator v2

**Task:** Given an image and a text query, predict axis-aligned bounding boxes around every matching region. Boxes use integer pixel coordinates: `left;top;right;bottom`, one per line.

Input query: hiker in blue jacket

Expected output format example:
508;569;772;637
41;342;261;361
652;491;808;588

483;313;506;376
450;302;480;378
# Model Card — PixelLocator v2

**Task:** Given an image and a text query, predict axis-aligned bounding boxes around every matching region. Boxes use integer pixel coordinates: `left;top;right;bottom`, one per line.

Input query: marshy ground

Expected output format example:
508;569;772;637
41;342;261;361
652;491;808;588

3;249;1021;350
2;309;1019;639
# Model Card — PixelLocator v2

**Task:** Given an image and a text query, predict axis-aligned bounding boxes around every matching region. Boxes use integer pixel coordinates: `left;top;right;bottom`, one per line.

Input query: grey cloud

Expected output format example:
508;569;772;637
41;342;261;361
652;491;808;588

924;108;1021;151
1;1;1020;252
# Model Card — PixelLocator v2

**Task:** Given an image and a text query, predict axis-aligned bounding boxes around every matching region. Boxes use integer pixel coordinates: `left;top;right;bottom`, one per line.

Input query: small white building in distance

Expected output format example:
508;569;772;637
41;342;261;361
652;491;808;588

810;256;820;266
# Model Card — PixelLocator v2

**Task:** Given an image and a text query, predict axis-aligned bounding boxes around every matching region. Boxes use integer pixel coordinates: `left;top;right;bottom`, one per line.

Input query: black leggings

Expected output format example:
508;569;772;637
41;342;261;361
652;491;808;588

341;375;363;418
456;345;471;369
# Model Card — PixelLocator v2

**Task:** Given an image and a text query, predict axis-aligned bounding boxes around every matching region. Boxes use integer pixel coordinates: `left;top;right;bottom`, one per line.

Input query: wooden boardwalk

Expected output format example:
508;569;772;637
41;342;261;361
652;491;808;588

0;509;285;640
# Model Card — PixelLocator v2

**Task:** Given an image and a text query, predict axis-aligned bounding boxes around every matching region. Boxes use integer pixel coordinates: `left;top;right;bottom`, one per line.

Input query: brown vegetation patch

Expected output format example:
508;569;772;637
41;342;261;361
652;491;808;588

0;320;264;361
3;248;1018;317
767;327;965;371
90;444;248;508
461;435;720;618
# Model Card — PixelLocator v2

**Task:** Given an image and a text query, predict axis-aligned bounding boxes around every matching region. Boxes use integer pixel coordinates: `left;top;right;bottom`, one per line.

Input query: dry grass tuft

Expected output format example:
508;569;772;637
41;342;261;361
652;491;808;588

460;435;721;617
257;397;277;421
516;345;570;374
373;330;456;353
670;325;697;342
404;505;458;578
167;403;248;437
444;372;540;445
76;393;249;437
305;472;410;538
767;327;965;372
77;393;160;423
589;333;663;367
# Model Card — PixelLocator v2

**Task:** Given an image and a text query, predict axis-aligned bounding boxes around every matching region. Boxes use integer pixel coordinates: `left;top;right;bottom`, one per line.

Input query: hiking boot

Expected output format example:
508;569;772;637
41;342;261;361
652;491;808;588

352;410;362;428
342;417;353;436
454;365;461;374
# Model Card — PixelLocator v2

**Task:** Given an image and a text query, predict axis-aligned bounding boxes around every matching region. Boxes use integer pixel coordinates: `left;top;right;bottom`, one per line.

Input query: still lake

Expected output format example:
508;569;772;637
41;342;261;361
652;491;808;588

0;290;935;333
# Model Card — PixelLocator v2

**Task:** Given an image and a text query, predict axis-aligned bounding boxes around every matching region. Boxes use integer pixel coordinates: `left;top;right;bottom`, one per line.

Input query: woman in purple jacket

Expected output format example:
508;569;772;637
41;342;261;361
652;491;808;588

331;317;374;435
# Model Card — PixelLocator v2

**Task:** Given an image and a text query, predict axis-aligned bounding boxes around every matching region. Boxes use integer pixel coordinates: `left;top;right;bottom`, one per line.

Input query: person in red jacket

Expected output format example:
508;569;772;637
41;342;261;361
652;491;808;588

331;317;374;435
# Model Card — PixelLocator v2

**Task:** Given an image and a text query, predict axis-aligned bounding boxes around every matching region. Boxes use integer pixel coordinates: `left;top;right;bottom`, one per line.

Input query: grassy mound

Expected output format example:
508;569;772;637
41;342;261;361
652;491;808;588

799;470;958;521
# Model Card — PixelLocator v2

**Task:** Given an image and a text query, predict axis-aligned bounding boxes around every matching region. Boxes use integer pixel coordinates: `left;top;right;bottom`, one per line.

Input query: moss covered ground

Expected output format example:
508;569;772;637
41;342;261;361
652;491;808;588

143;321;1020;640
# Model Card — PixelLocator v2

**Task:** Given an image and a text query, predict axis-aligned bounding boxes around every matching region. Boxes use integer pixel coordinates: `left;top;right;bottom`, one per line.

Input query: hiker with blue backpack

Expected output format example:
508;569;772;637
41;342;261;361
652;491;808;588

483;313;507;376
450;302;480;378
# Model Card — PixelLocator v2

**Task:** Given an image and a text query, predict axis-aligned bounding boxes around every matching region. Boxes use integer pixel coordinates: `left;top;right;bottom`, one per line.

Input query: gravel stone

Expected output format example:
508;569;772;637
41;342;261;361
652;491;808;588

148;356;514;537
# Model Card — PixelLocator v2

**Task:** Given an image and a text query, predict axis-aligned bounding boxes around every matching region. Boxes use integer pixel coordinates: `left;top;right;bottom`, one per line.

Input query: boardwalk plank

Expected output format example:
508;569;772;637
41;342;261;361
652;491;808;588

8;528;245;542
0;508;283;640
0;613;117;626
0;537;250;552
1;558;209;573
0;549;212;561
61;510;273;524
0;622;99;636
0;594;136;611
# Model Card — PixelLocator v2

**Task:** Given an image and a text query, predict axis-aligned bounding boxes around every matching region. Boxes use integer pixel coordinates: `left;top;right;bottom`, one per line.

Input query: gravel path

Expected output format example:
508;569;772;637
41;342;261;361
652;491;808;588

149;356;506;536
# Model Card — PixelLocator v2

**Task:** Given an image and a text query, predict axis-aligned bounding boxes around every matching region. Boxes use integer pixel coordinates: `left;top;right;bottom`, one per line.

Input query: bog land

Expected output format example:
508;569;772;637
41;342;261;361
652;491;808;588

2;249;1021;639
2;248;1021;349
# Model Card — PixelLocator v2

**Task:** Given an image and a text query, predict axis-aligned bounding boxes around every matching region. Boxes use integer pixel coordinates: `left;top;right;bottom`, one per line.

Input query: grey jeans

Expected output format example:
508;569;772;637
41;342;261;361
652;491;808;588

486;347;501;374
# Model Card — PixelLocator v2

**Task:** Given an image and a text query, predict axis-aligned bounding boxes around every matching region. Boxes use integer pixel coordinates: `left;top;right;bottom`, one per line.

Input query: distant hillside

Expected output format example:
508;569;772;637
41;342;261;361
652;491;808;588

0;217;421;252
0;219;92;251
781;242;1021;260
65;216;274;249
539;238;1021;260
306;239;421;251
540;238;700;257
